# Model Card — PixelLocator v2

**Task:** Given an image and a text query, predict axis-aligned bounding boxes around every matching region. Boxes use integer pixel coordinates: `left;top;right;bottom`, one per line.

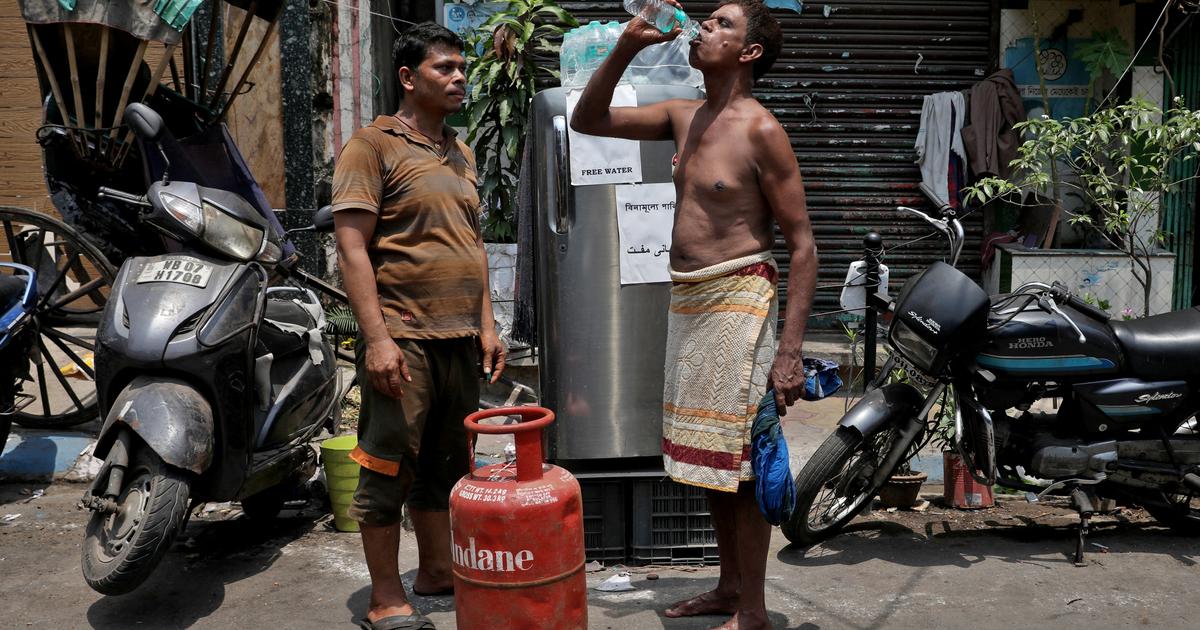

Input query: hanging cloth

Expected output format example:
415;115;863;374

915;92;967;208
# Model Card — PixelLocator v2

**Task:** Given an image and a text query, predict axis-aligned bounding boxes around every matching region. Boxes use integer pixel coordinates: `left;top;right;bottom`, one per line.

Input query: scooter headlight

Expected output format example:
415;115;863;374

158;192;203;234
201;201;264;262
155;192;264;261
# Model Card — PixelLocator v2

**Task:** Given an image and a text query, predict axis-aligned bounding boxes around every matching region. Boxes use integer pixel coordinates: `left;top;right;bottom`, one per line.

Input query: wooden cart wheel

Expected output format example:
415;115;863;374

0;206;115;430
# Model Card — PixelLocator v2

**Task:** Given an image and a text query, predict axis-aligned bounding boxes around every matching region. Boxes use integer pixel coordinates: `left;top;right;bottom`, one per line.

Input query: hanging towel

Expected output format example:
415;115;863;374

962;69;1026;181
915;91;967;208
752;389;795;525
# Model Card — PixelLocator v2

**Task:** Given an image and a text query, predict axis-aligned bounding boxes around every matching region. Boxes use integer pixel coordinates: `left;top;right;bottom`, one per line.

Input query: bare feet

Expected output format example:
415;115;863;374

412;568;454;596
366;600;415;624
664;590;739;618
711;610;771;630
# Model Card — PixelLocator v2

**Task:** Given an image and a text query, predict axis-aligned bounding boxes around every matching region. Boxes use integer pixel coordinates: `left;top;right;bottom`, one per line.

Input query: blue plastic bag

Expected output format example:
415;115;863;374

751;389;795;525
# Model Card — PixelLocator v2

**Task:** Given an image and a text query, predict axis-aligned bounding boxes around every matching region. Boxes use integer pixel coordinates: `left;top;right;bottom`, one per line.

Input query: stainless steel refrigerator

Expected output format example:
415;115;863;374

530;85;703;463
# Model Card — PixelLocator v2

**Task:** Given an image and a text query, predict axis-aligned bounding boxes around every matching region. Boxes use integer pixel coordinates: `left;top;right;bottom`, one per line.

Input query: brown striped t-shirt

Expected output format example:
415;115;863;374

331;115;483;340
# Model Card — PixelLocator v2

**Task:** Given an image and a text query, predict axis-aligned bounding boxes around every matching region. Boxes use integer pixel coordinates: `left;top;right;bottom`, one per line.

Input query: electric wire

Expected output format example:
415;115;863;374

1096;0;1175;109
318;0;419;28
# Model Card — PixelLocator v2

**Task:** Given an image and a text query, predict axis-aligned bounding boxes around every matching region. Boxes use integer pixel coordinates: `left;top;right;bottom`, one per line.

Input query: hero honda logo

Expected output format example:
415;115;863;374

1135;391;1184;403
906;310;941;334
1008;337;1054;350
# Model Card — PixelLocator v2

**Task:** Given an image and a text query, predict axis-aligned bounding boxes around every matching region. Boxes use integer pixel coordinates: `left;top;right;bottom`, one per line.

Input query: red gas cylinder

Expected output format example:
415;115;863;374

943;451;995;509
450;407;586;630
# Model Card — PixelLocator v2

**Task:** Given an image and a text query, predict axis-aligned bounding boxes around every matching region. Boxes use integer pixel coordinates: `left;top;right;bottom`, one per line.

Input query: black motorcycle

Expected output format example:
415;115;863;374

785;205;1200;562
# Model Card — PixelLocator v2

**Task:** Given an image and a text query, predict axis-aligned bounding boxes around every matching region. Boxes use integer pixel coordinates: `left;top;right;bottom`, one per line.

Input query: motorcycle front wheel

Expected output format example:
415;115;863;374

81;446;191;596
782;425;900;546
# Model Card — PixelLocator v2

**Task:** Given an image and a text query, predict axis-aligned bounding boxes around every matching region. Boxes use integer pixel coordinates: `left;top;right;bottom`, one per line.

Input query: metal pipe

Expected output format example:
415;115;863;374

213;17;278;122
207;1;258;115
199;0;220;100
862;232;882;387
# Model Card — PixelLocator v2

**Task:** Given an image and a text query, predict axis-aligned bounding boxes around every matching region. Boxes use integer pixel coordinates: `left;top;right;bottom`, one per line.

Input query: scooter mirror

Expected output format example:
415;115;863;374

312;206;335;232
125;103;165;143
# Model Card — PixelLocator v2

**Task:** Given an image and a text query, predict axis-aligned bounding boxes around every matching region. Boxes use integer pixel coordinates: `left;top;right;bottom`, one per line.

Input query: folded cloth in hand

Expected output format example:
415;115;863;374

752;389;795;525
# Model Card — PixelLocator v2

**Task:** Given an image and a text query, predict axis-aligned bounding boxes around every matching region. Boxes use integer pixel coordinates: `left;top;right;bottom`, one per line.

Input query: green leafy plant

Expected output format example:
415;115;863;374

463;1;577;242
1075;29;1132;114
325;305;359;337
968;98;1200;316
1081;292;1112;312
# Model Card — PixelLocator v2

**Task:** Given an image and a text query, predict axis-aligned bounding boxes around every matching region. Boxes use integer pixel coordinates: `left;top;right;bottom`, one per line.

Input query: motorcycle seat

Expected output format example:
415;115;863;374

259;298;315;359
1110;306;1200;378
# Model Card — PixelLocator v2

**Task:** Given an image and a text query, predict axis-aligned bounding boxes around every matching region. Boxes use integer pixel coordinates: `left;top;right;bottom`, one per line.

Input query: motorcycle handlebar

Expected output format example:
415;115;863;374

97;187;150;207
896;206;964;267
1050;282;1111;322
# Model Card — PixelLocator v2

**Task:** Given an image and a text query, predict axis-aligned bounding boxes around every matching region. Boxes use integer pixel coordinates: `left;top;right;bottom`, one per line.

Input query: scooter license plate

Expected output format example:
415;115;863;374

136;257;213;288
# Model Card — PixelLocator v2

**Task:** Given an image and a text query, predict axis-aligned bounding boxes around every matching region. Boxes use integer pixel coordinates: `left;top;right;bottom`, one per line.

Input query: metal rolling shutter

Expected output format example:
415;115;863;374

558;1;998;328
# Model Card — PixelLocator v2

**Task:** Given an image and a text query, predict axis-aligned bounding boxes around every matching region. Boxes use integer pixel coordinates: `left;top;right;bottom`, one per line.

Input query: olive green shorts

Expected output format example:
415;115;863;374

347;336;478;526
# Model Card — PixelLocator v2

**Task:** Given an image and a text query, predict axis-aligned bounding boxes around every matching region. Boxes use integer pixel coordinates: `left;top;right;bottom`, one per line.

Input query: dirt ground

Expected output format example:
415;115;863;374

3;480;1199;630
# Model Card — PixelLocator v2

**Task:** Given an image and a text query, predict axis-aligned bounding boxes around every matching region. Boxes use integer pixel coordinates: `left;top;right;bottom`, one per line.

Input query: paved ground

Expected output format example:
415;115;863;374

3;389;1200;629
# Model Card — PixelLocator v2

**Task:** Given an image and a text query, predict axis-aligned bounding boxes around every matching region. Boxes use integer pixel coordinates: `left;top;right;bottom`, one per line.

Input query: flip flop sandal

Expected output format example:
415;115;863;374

357;613;436;630
411;587;454;597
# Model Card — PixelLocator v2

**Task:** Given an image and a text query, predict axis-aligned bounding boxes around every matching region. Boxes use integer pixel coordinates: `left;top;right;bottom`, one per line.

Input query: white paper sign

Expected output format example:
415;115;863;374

565;86;643;186
615;183;676;285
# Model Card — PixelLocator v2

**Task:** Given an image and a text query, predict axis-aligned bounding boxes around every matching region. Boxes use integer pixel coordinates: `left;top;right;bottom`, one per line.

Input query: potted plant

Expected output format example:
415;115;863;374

461;0;576;243
874;366;929;509
876;461;928;509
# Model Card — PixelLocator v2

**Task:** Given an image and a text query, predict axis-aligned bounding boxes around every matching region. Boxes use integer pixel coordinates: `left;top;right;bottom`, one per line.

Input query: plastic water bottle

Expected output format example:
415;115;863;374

559;28;579;85
623;0;700;39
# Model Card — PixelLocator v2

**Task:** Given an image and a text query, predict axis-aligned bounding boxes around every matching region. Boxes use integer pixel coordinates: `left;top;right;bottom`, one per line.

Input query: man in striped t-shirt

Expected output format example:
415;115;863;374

332;22;506;630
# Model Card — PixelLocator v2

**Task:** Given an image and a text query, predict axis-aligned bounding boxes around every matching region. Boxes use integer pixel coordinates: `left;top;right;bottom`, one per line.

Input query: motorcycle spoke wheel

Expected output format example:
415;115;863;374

1;207;114;430
783;426;899;546
808;428;896;529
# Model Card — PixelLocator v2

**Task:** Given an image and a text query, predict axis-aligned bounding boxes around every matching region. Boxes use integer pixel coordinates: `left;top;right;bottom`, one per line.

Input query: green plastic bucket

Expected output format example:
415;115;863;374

321;434;361;532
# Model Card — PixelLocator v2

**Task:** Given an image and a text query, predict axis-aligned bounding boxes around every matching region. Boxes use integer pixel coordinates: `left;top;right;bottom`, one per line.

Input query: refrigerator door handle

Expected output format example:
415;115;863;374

552;115;570;235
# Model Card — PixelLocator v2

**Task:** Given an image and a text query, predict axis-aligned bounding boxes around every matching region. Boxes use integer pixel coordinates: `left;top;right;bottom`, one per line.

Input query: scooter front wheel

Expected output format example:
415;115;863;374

81;446;190;596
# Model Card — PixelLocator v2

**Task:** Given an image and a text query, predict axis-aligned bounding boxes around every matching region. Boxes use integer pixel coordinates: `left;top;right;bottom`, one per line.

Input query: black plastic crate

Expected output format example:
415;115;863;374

630;478;719;565
580;478;626;563
630;544;720;565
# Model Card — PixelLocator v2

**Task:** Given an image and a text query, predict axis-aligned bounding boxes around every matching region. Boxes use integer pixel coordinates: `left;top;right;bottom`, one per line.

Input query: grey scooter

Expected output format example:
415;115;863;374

80;104;339;595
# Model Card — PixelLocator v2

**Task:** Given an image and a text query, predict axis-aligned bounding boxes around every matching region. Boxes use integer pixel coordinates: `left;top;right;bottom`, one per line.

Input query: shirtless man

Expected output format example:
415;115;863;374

571;2;816;628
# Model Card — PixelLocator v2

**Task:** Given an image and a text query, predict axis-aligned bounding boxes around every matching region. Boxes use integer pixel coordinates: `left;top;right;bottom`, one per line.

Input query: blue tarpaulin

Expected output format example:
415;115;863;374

153;0;205;31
